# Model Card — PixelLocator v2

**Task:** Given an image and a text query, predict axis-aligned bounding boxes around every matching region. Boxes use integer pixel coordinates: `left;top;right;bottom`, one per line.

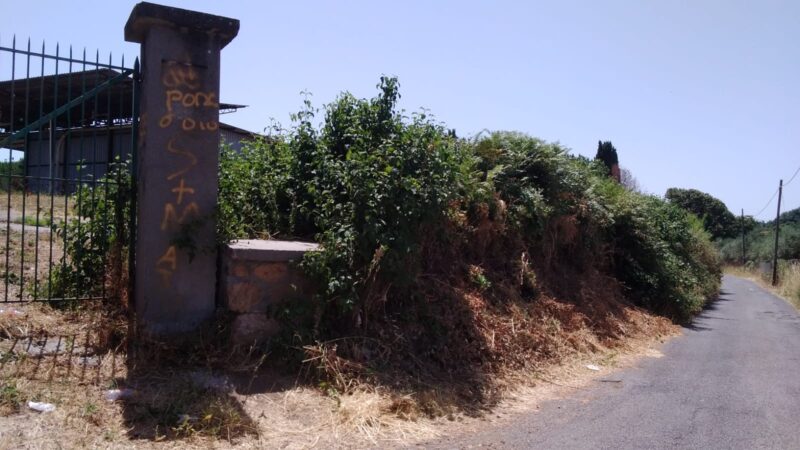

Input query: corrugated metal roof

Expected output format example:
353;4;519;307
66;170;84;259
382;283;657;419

0;69;247;131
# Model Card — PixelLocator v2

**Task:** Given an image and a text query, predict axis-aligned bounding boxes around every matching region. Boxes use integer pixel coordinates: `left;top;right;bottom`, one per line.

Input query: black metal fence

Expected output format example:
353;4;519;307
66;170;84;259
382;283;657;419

0;36;138;305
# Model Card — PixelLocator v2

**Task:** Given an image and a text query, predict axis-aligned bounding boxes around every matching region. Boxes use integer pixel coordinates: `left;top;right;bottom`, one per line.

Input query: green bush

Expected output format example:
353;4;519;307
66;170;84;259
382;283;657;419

0;158;25;191
220;77;465;323
465;132;719;320
605;190;719;320
218;136;297;240
717;210;800;263
45;158;132;302
219;79;721;329
665;187;739;240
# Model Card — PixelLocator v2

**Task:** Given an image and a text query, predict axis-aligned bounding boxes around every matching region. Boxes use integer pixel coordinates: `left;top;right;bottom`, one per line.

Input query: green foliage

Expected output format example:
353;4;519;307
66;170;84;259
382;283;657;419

0;158;25;191
218;137;298;241
14;214;52;227
774;208;800;225
718;206;800;263
468;132;719;320
665;188;739;240
220;77;464;319
604;189;720;320
595;140;618;175
218;79;721;330
470;132;580;234
468;265;492;291
45;158;132;301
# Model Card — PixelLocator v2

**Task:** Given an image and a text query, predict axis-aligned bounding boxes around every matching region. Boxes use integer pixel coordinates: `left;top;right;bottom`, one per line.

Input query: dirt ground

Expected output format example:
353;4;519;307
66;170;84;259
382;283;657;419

0;321;678;450
0;191;70;223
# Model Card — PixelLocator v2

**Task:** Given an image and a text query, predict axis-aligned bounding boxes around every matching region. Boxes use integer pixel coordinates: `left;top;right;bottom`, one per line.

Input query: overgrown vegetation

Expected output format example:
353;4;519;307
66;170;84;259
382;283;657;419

775;261;800;307
718;205;800;307
45;158;133;303
665;188;740;240
0;157;24;191
718;206;800;263
218;77;721;394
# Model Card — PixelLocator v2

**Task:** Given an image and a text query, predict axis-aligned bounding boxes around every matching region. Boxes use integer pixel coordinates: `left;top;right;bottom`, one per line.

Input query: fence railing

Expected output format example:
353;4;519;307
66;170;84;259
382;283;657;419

1;36;138;304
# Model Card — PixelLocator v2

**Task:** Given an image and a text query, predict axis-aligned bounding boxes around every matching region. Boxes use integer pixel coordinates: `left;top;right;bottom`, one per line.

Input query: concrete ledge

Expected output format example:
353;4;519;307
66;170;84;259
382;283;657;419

225;239;320;263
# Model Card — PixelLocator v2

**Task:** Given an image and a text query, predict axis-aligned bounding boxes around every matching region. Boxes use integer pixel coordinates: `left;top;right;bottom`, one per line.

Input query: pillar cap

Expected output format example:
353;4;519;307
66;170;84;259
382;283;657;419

125;2;239;48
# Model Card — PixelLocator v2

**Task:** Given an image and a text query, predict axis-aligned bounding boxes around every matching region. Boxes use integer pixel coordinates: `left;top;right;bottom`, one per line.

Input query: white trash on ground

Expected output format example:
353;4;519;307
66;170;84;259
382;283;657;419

27;401;56;413
104;388;135;402
585;364;601;371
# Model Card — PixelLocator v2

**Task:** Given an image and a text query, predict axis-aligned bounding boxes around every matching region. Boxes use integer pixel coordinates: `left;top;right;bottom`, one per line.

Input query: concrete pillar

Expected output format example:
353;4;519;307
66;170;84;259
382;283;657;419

125;2;239;335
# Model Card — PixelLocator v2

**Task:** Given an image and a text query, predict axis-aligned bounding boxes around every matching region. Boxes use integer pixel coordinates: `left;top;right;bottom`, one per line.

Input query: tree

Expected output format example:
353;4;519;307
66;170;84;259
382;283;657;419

595;141;620;181
740;215;758;234
619;166;641;192
665;188;738;239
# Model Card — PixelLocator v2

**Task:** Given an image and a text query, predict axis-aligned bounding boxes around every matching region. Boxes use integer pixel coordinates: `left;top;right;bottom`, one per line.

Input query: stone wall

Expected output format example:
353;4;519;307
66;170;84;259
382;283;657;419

219;240;319;345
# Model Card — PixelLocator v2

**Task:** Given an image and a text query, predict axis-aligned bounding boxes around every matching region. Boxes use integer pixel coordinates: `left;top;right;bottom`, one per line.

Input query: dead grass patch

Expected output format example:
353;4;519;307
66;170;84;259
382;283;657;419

0;303;678;449
1;227;65;302
0;191;70;224
121;372;258;443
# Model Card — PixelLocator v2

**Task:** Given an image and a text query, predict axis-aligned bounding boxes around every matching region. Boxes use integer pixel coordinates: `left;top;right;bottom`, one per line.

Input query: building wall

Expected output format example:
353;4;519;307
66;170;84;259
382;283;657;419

220;127;251;153
24;127;132;192
23;125;252;192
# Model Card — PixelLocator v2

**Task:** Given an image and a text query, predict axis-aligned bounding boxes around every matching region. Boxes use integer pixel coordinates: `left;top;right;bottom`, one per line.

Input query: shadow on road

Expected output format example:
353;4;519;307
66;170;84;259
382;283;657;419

682;291;732;332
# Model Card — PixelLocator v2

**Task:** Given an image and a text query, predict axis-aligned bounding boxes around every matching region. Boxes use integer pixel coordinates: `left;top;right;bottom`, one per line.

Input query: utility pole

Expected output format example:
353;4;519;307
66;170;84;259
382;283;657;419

741;208;745;265
772;180;783;286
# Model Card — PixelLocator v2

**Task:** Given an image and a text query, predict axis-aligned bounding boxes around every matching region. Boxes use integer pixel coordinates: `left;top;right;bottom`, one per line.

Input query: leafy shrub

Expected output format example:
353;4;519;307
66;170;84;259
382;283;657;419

717;207;800;263
220;77;465;324
45;158;132;302
604;189;720;320
218;136;297;240
219;79;721;332
465;132;719;320
665;188;739;240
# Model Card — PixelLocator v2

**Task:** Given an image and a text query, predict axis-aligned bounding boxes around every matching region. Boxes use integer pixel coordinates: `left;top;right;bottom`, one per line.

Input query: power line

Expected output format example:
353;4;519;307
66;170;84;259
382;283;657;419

748;161;800;219
753;187;780;219
784;164;800;187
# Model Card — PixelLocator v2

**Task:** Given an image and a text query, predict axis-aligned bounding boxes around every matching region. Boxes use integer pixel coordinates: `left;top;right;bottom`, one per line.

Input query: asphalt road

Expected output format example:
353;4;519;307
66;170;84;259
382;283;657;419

430;275;800;450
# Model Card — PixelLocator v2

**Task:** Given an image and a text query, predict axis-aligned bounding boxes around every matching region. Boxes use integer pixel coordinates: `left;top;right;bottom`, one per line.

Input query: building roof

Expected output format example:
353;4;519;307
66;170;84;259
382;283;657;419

0;69;247;131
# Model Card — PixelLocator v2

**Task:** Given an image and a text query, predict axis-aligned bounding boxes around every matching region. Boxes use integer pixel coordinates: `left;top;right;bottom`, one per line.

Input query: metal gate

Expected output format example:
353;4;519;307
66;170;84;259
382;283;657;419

0;37;139;303
0;36;138;382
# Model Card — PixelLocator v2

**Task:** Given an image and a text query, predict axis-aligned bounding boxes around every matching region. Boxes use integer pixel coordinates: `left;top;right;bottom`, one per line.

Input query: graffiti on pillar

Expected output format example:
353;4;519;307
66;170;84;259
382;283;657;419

155;61;219;287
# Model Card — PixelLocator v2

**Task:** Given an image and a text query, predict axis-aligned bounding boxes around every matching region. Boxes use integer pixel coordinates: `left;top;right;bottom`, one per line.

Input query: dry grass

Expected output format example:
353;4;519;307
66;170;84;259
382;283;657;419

0;325;677;450
0;228;65;302
0;266;680;449
780;264;800;308
0;191;70;225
